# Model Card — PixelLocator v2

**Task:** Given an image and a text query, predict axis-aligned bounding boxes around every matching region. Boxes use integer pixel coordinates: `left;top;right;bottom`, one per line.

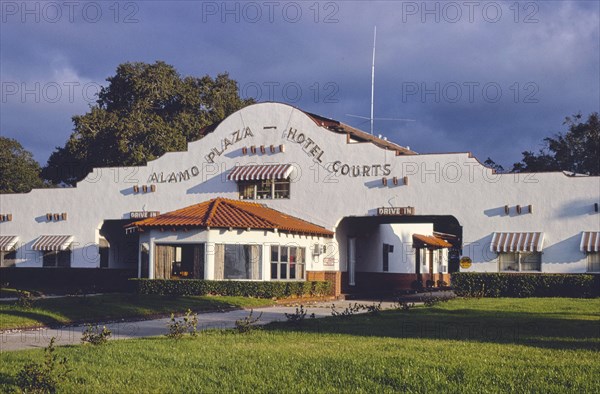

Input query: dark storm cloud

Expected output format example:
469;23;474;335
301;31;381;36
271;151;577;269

1;0;598;169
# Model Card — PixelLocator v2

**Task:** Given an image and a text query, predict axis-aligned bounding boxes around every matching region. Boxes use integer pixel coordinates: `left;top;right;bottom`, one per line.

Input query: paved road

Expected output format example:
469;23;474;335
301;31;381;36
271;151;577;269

0;300;398;352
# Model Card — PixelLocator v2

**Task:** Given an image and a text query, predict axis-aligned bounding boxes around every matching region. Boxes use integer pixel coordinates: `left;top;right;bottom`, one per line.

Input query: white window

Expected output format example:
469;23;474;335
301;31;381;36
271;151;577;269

270;245;305;280
499;252;541;272
588;253;600;273
238;179;290;200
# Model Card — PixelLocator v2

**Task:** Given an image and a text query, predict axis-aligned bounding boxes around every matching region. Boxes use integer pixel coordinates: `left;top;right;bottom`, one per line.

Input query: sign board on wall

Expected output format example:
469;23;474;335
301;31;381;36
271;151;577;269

459;256;472;269
323;257;336;266
130;211;160;219
377;207;415;216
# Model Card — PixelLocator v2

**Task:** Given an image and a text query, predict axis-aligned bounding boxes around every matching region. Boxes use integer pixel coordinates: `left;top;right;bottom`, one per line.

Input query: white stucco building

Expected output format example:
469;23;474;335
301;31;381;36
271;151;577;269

1;102;598;295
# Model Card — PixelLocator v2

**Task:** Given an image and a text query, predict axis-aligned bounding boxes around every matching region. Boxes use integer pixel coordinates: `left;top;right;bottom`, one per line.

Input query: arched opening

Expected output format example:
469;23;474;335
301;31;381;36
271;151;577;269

335;215;462;295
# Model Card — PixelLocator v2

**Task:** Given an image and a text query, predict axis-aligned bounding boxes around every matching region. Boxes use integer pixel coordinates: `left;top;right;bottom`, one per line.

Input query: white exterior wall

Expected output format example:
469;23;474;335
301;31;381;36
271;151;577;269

1;102;598;273
138;227;333;280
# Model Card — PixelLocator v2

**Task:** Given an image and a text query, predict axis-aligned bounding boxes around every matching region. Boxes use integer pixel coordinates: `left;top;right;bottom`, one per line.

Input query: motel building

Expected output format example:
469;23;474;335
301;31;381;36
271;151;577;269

0;102;599;296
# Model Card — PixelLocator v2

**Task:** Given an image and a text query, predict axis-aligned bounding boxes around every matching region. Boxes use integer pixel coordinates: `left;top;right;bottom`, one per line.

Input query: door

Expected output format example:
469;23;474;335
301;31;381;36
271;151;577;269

348;237;356;286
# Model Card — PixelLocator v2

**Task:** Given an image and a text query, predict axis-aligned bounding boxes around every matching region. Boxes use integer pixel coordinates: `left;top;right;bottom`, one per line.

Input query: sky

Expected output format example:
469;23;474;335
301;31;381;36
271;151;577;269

1;0;599;169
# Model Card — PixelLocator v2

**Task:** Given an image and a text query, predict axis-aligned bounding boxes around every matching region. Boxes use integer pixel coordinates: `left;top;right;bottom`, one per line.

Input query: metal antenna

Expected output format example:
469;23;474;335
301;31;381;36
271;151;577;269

346;26;416;134
370;26;376;135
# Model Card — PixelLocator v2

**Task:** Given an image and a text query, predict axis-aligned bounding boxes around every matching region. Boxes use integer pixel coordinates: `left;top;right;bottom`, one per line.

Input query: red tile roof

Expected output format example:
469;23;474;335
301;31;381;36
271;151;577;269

412;234;453;249
130;198;334;237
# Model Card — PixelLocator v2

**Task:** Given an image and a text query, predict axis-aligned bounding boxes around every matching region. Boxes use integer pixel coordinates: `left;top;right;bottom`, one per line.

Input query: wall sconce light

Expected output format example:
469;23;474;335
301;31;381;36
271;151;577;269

133;185;139;193
595;203;599;213
53;213;60;221
250;146;256;154
150;185;156;192
528;204;533;214
504;205;509;215
260;145;266;154
392;177;398;185
403;176;409;186
61;213;67;220
241;147;248;155
270;145;275;153
516;205;522;214
46;213;52;221
142;185;148;193
382;178;387;186
279;144;285;153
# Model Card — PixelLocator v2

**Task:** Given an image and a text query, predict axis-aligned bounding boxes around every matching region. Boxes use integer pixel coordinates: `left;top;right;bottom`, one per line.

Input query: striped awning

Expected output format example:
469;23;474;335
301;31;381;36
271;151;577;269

490;232;544;253
413;234;452;249
32;235;74;251
580;231;600;253
227;164;293;181
0;235;19;251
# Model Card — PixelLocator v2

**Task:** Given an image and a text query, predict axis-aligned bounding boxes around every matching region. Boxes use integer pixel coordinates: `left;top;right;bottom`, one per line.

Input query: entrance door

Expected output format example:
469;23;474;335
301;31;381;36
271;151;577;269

348;237;356;286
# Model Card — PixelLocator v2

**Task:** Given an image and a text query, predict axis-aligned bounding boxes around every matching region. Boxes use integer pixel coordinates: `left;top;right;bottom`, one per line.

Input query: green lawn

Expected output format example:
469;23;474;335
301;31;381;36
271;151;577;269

0;294;274;330
1;298;599;393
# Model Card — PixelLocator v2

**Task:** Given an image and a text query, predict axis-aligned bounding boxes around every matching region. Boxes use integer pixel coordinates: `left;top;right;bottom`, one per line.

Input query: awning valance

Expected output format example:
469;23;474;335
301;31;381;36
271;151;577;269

580;231;600;253
32;235;74;251
413;234;452;249
490;232;544;253
227;164;293;181
0;235;19;251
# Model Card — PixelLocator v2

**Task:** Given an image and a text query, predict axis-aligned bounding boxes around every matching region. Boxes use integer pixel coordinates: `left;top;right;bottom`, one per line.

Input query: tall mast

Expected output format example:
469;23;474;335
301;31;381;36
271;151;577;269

370;26;377;135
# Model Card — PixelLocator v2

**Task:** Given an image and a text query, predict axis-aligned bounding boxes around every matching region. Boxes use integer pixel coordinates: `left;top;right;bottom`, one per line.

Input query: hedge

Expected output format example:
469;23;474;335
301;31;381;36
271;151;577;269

0;268;137;294
130;279;333;299
451;273;599;298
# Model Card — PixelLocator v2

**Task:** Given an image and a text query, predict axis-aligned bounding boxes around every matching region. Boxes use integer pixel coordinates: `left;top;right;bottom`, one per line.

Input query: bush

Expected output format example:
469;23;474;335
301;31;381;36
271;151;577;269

81;324;112;345
130;279;332;299
235;310;262;333
16;337;70;394
166;309;198;339
451;273;598;298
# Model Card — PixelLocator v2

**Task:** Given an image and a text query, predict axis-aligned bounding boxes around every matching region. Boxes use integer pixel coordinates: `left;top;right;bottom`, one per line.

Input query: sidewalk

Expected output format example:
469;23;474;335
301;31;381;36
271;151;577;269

0;300;398;352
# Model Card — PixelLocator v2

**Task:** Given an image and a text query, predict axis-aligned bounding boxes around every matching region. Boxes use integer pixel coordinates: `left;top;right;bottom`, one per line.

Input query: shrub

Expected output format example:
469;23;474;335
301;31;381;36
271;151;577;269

81;324;112;345
235;310;262;333
16;290;34;309
451;273;598;298
166;309;198;339
130;279;332;299
16;337;70;394
410;280;424;291
436;280;448;287
425;279;435;288
284;305;315;324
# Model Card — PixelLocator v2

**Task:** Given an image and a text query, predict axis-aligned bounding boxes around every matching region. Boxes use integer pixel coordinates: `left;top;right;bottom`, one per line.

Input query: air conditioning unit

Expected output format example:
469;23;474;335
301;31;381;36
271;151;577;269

313;244;326;255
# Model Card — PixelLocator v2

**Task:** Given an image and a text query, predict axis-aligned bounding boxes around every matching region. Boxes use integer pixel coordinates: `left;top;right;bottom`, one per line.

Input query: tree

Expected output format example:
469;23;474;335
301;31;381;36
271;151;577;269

483;157;505;173
512;112;600;175
42;61;254;185
0;136;44;193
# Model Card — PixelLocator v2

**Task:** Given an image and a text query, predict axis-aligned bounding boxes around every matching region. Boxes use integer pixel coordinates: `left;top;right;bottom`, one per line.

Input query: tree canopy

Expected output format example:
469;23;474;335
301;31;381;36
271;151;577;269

42;61;254;185
512;112;600;175
0;137;44;193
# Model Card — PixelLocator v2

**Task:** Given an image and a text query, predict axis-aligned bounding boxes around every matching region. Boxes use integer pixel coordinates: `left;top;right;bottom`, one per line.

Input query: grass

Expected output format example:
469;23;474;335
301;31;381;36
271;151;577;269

0;294;274;330
1;298;599;393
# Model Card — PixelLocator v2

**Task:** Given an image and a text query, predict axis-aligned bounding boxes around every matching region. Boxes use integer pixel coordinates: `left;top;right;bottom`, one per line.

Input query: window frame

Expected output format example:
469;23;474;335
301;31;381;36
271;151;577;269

42;250;71;268
270;245;305;281
498;251;541;272
238;178;291;200
587;252;600;273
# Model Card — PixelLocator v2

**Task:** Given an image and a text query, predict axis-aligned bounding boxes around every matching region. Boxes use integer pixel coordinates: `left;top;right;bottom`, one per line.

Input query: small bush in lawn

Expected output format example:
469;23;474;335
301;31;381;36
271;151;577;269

166;314;187;339
16;290;34;309
165;309;198;339
365;302;382;315
331;303;362;317
284;305;315;324
421;294;439;307
436;280;448;287
425;279;435;288
81;324;112;345
396;301;415;311
16;337;70;394
235;309;263;333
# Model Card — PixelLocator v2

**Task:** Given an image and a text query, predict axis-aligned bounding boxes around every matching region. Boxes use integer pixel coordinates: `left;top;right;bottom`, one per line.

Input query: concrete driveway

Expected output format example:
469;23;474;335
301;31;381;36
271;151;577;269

0;300;398;352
